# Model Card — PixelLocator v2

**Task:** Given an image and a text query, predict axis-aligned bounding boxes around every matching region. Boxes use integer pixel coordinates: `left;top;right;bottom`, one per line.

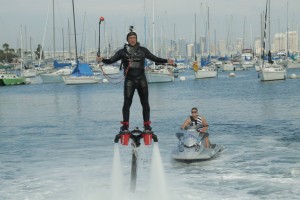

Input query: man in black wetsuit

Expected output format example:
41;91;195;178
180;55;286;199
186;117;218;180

97;29;174;132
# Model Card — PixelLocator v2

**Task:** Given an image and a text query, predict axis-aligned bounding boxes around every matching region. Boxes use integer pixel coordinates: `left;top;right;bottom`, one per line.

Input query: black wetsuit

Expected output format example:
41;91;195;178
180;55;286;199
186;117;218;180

102;43;168;123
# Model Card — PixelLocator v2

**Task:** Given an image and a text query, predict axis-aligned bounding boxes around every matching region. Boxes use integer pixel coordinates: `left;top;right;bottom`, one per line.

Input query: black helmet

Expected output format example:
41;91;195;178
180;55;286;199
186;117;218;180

126;26;137;41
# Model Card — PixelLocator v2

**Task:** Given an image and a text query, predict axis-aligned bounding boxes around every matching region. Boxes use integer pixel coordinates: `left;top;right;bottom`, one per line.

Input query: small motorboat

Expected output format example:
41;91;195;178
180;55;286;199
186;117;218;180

171;126;223;163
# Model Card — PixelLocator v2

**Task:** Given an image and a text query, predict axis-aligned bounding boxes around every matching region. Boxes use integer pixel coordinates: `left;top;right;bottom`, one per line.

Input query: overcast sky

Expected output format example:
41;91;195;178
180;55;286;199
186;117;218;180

0;0;299;51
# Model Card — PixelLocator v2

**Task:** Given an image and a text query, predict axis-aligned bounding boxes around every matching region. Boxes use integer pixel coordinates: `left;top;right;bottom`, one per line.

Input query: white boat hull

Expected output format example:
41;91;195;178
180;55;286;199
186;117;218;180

222;63;235;71
287;62;300;69
22;69;37;78
242;61;255;68
194;68;217;79
145;66;174;83
145;73;174;83
40;68;72;83
255;65;261;72
63;76;101;85
259;65;286;81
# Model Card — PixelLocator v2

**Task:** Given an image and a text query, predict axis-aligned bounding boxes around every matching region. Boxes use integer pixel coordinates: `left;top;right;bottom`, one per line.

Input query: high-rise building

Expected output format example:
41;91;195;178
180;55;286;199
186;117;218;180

218;40;226;56
236;38;243;53
254;37;262;55
187;44;194;59
273;31;298;52
178;38;187;57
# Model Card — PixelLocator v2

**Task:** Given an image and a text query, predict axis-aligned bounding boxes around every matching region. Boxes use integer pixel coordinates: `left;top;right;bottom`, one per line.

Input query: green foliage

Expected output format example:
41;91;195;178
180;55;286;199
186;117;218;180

0;43;17;62
0;43;44;62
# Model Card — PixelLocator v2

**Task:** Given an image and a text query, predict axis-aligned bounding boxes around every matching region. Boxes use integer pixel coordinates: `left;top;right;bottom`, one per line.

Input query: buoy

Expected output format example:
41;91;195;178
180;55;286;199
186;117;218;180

290;73;297;79
179;76;186;81
229;72;236;77
102;78;109;83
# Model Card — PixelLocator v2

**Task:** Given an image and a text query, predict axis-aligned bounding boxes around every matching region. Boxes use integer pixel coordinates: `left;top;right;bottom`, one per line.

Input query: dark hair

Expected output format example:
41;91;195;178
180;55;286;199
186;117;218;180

126;31;137;41
126;26;137;41
191;107;198;112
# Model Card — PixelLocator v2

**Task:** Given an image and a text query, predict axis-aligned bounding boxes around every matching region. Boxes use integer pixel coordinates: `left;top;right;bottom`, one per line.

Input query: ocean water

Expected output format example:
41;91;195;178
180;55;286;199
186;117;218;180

1;68;300;200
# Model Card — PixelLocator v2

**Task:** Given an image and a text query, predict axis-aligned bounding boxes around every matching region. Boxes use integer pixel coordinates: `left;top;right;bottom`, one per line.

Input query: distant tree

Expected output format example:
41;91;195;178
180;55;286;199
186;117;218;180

16;48;21;57
2;43;9;62
35;44;44;60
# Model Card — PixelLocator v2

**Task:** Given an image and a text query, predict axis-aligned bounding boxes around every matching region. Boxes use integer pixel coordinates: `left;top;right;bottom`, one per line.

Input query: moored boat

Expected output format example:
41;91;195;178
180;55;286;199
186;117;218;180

63;63;101;85
145;64;174;83
0;72;26;86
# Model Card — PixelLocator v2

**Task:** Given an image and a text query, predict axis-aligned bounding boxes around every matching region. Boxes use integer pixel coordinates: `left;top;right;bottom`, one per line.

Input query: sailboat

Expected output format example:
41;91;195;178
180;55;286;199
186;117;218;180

145;0;174;83
63;0;100;85
194;8;217;79
0;71;26;86
63;62;100;84
259;0;286;81
194;57;217;79
19;27;37;78
145;63;174;83
40;60;74;83
241;49;255;69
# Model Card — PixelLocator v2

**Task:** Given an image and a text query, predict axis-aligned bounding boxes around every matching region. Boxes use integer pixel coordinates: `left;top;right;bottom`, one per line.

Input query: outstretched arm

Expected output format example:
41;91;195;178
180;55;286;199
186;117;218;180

142;47;174;65
96;50;122;64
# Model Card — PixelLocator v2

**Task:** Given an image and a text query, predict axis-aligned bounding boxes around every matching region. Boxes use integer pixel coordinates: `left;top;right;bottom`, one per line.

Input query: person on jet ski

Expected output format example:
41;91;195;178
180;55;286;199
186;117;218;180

97;26;174;132
180;107;210;148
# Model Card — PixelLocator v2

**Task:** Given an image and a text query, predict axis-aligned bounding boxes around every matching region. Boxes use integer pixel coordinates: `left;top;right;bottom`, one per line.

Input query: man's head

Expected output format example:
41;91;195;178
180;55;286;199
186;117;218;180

191;107;198;115
127;31;137;46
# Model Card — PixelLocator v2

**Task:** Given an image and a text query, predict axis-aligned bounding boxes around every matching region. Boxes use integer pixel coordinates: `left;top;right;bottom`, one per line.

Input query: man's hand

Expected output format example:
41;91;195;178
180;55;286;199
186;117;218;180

96;56;103;63
167;59;174;65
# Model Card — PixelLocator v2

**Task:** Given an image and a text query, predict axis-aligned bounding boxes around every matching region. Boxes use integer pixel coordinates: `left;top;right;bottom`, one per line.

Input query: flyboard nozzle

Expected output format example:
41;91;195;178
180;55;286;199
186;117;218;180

114;131;131;145
114;134;120;143
142;131;158;145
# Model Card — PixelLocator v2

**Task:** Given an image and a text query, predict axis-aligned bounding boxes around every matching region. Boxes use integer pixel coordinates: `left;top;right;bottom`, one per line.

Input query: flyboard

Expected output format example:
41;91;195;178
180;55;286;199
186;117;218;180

114;127;158;192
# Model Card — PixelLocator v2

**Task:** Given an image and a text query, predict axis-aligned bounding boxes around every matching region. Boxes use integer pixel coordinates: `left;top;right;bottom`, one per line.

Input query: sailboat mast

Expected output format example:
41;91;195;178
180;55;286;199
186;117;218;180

226;15;232;56
152;0;155;54
72;0;78;62
144;0;147;47
214;29;217;56
207;6;210;57
20;26;23;75
194;13;197;61
286;1;289;56
243;17;246;50
62;28;65;60
268;0;271;51
68;19;71;59
53;0;56;58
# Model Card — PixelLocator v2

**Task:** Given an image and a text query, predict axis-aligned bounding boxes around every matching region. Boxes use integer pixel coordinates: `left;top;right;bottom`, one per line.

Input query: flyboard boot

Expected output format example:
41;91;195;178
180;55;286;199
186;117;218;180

120;121;129;132
143;121;152;132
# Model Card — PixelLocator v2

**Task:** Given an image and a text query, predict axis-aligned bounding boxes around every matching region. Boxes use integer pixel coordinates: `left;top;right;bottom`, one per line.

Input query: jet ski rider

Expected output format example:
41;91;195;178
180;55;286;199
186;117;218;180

97;27;174;132
180;107;211;148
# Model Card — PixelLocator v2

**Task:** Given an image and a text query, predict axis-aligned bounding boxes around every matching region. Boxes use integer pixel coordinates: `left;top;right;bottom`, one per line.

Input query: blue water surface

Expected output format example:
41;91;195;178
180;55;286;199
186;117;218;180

0;68;300;200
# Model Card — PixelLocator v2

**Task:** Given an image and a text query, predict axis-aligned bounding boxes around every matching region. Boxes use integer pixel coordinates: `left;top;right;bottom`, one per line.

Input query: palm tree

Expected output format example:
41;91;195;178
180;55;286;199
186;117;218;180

2;43;9;62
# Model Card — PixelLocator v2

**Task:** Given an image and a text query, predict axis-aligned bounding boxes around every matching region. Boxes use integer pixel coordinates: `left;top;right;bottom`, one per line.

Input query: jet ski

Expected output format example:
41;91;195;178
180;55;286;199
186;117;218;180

171;126;223;163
